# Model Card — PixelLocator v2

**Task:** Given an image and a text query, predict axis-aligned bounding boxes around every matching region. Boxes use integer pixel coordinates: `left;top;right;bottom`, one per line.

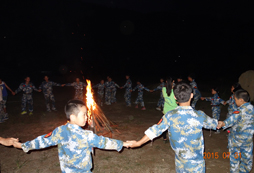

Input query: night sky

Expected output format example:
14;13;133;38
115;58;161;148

2;1;254;86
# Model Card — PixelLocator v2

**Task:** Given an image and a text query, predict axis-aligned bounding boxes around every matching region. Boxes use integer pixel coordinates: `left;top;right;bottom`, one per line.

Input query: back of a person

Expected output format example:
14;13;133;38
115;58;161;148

232;102;254;145
57;124;93;172
167;106;205;161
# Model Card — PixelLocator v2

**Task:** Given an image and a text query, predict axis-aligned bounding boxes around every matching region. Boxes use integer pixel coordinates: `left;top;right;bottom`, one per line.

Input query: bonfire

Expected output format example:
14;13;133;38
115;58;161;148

85;79;115;136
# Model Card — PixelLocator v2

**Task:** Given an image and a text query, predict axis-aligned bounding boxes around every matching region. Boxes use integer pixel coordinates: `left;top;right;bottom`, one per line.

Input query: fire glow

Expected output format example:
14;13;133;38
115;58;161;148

86;79;95;125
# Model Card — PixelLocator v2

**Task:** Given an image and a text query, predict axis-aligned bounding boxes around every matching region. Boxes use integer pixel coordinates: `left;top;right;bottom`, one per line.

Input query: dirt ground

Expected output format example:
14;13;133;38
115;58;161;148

0;86;253;173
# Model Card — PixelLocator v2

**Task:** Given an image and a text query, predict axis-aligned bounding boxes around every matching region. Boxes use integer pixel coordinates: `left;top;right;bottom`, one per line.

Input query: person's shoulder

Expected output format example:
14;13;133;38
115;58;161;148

193;109;206;117
165;108;178;116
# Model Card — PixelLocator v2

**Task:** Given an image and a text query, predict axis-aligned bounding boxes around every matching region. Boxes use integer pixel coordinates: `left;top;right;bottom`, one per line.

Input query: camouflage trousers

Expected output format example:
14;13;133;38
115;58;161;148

229;143;253;173
21;94;33;112
96;93;104;106
111;89;117;103
124;90;131;106
175;157;205;173
135;92;145;107
212;106;221;120
44;92;56;111
105;89;111;105
191;94;201;109
157;94;164;108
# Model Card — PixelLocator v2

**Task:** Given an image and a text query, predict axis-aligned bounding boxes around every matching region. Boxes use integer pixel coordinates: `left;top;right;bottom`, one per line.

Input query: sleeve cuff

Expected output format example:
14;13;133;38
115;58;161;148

21;143;29;153
144;129;157;140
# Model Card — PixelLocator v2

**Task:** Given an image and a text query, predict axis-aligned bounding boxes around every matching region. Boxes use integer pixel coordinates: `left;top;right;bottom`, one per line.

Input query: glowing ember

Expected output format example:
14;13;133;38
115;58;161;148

86;79;95;125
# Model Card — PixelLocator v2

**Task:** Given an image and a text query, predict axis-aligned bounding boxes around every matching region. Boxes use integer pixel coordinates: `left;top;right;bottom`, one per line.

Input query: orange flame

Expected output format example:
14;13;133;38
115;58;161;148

86;80;95;125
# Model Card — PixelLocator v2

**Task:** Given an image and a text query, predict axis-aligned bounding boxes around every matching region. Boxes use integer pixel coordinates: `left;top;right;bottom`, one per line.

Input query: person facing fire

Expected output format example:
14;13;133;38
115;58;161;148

14;76;41;115
188;73;201;109
104;76;112;105
65;77;87;100
151;78;165;111
201;86;225;134
13;99;130;172
39;75;64;112
0;78;15;114
110;77;120;104
120;75;132;107
92;79;105;106
131;80;151;110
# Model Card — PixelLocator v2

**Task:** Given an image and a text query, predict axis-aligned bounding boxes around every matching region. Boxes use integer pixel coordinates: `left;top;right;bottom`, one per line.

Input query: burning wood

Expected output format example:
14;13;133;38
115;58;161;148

85;80;114;134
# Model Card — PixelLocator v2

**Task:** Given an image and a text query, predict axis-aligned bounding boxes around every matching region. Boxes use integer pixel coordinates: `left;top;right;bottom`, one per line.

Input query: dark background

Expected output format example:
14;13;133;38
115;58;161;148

1;0;254;87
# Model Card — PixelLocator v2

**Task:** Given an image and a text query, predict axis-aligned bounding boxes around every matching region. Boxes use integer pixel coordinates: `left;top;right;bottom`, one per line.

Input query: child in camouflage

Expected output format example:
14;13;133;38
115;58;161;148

13;99;129;172
217;89;254;173
128;82;218;172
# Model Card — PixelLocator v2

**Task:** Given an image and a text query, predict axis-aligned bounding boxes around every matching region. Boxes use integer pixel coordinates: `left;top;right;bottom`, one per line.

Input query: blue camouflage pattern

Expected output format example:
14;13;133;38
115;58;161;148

21;123;123;173
104;81;112;105
110;81;120;103
153;82;165;108
226;94;238;119
93;83;105;106
66;82;87;100
39;81;61;111
15;82;39;112
222;102;254;173
145;106;218;173
190;80;201;109
132;84;150;107
204;93;225;120
122;78;132;106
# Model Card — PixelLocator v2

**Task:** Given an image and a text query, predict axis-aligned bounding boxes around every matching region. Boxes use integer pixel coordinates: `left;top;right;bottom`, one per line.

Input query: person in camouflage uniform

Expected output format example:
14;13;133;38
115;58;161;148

128;82;218;173
15;77;41;115
152;78;165;111
92;80;105;106
188;74;201;109
132;81;151;110
121;75;132;107
13;99;129;173
39;75;64;112
65;78;87;100
217;89;254;173
110;77;120;104
201;87;225;133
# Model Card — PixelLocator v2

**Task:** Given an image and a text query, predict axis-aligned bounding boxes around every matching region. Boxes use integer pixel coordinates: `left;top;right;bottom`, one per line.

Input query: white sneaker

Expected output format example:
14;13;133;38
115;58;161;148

156;107;161;111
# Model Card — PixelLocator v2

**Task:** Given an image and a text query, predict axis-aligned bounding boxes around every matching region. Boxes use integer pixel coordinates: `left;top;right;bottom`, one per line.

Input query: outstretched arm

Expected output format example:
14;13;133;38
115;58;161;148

15;84;24;94
200;111;218;130
4;83;15;95
127;135;150;148
16;128;60;152
219;111;241;129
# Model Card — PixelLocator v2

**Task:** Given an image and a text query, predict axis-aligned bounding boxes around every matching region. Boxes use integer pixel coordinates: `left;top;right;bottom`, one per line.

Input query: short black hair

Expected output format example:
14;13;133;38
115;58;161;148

188;73;196;79
174;82;192;103
232;83;242;92
212;86;219;93
234;89;250;102
64;99;86;119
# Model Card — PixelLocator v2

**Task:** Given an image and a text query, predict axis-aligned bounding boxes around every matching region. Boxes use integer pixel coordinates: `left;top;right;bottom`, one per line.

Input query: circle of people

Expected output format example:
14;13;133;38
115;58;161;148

0;74;253;173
